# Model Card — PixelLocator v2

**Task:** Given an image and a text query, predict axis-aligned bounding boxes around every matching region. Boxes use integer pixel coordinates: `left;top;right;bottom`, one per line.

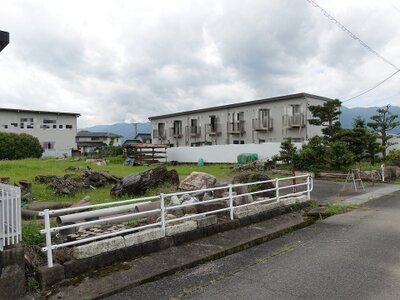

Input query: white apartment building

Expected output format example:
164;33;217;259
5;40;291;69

0;108;80;157
149;93;332;147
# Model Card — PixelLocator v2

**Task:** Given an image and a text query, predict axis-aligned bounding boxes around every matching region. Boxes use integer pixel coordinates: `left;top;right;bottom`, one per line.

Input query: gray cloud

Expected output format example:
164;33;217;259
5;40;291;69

0;0;399;127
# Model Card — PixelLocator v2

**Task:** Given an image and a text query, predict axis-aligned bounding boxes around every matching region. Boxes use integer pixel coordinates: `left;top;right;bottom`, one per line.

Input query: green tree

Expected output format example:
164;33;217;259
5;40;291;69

325;141;355;171
308;99;342;141
0;132;43;159
367;104;400;160
294;136;326;172
336;116;375;163
279;137;297;165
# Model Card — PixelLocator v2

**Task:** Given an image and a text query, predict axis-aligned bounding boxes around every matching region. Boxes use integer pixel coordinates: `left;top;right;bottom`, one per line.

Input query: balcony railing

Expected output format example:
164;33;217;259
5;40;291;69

252;118;273;131
287;114;306;128
227;121;245;134
186;126;202;137
169;127;183;138
205;123;222;136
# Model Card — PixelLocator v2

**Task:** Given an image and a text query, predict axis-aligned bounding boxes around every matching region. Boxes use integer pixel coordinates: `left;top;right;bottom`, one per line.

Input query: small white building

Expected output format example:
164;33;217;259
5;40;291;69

0;108;80;157
76;131;122;153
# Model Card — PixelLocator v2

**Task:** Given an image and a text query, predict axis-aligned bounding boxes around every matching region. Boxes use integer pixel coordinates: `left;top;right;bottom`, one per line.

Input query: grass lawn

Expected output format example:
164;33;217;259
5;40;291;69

0;157;235;204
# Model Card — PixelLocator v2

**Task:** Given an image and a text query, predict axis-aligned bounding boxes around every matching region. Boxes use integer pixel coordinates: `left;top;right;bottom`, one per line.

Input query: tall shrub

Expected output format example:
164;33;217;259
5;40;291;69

0;132;43;159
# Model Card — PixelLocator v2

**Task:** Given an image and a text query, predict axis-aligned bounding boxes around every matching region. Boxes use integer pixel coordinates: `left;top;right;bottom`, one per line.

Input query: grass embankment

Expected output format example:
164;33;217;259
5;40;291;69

0;158;234;204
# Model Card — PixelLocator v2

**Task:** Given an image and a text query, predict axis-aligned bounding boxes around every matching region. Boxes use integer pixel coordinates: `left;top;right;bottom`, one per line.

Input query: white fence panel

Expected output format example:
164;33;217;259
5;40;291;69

0;184;22;251
40;174;313;267
166;143;304;163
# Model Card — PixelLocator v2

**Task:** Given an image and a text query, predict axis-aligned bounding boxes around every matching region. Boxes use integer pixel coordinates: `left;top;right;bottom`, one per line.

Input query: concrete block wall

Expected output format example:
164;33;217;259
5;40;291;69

37;198;311;289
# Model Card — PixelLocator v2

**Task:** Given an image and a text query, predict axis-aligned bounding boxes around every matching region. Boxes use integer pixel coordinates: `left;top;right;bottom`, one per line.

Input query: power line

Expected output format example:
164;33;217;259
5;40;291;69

342;69;400;102
305;0;400;71
305;0;400;102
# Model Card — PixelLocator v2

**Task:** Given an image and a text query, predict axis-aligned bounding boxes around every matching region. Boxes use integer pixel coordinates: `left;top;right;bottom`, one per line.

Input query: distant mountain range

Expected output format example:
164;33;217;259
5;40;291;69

79;122;151;142
341;105;400;133
78;106;400;140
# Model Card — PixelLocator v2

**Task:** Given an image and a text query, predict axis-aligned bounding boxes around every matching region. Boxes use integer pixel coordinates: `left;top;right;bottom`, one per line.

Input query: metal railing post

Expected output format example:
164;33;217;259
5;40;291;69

228;184;234;220
160;193;166;237
44;209;54;268
275;178;280;202
307;174;311;201
1;188;4;250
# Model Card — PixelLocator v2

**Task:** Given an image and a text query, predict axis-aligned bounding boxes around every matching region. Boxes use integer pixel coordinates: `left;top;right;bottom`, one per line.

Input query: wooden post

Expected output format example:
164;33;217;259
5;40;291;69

291;168;297;193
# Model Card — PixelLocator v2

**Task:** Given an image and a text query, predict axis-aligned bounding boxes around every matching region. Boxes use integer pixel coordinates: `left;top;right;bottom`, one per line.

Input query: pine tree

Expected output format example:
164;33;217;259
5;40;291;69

367;105;400;160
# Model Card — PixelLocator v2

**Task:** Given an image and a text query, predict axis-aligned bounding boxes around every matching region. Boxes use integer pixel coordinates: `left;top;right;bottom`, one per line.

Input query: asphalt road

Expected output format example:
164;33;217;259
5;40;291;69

106;190;400;300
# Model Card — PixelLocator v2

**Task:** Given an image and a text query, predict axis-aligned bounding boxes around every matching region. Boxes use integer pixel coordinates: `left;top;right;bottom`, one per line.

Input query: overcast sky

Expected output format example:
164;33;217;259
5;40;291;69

1;0;400;127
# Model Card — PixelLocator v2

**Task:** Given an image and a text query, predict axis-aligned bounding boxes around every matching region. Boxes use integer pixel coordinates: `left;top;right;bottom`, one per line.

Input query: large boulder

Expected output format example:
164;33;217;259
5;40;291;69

232;172;275;198
383;166;400;180
111;166;179;197
179;172;217;191
359;170;381;182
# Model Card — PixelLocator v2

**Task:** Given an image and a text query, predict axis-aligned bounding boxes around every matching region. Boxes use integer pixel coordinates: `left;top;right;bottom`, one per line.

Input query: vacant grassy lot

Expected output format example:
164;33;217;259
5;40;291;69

0;157;235;204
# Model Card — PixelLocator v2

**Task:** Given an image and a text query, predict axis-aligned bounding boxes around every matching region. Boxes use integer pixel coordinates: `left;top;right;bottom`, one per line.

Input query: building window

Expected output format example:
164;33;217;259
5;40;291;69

40;125;50;129
11;123;17;127
66;125;73;129
291;105;301;115
20;123;24;129
259;139;265;144
173;120;182;136
42;142;55;149
27;125;34;129
43;119;57;124
59;125;63;129
210;115;217;132
259;109;270;127
20;118;28;122
53;125;57;129
2;125;8;129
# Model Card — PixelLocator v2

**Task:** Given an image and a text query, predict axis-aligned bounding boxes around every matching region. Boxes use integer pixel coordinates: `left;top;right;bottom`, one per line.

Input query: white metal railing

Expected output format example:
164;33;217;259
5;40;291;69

39;174;313;267
0;184;22;250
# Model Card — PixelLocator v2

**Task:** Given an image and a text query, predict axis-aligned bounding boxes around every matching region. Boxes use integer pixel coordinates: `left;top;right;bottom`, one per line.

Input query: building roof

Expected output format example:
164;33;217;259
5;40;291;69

77;141;108;147
76;131;122;138
148;92;333;120
124;143;169;149
0;107;80;117
0;30;9;52
135;133;151;138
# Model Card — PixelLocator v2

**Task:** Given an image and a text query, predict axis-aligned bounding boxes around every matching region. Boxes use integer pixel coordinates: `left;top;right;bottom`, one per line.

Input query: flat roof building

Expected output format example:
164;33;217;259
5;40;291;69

149;92;332;147
0;108;80;157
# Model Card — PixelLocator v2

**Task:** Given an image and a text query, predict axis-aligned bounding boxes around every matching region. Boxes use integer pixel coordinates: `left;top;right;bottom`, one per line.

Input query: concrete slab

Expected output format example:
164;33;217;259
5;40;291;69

166;221;197;236
124;228;164;247
73;236;126;259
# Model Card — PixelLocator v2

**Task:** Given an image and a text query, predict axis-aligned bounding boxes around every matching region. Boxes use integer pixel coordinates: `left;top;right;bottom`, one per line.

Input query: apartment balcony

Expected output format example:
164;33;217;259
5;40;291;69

169;127;183;138
287;114;306;128
186;126;202;137
152;129;166;140
227;121;245;134
205;123;222;136
252;118;273;131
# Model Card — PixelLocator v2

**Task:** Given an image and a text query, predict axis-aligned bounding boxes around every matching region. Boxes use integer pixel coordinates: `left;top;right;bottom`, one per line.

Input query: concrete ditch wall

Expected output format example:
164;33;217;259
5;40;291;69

0;246;26;299
37;196;310;289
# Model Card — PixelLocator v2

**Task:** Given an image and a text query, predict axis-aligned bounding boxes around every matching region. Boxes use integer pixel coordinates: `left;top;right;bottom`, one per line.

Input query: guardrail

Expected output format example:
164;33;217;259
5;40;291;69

39;174;313;267
0;183;22;251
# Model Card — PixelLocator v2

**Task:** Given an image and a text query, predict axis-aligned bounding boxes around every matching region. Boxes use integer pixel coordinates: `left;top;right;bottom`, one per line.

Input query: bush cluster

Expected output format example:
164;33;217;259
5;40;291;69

0;132;43;159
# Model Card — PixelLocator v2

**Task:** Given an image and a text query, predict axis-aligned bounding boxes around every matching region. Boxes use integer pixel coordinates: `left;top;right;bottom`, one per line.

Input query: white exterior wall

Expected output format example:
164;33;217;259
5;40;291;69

166;143;304;163
0;110;78;157
151;95;326;147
